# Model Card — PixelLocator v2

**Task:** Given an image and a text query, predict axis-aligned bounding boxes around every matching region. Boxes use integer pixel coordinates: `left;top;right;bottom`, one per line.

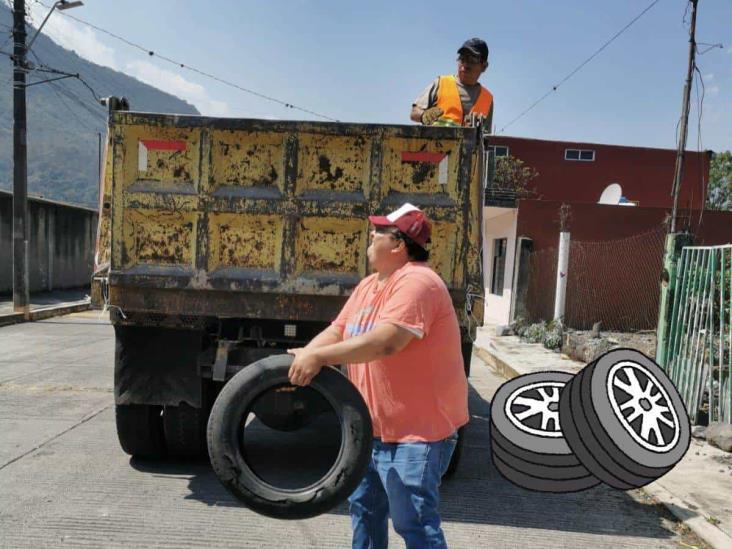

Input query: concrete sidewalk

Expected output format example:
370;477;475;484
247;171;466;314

0;288;91;327
473;324;732;549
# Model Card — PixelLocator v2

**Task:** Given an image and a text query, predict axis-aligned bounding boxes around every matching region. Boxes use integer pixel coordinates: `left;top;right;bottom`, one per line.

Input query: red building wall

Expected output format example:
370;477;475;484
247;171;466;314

487;136;711;211
515;200;732;331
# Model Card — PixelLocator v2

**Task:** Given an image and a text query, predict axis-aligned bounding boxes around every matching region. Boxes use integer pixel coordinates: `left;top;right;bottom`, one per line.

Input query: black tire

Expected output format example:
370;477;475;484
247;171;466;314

207;354;373;520
491;450;600;493
442;424;467;479
560;349;690;489
462;340;473;378
164;403;207;458
116;404;166;458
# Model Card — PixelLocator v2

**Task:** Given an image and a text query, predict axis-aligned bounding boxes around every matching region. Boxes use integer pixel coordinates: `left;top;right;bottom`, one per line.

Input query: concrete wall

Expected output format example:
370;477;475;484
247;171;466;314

483;207;517;325
0;191;98;294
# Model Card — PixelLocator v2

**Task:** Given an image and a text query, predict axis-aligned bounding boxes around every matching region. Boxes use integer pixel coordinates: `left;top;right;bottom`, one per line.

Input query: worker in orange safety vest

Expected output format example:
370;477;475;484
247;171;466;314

411;38;493;129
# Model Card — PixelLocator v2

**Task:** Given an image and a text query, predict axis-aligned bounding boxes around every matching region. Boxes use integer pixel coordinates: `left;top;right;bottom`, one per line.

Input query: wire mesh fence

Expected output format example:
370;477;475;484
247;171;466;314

523;246;557;324
565;226;667;331
521;226;666;331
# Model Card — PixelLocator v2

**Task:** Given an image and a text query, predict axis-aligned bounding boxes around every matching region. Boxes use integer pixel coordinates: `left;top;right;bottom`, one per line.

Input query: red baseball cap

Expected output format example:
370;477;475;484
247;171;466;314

369;203;432;249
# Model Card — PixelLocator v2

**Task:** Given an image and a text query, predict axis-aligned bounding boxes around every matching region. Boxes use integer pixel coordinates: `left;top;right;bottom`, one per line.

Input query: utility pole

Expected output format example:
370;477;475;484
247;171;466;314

657;0;699;367
12;0;29;315
669;0;698;233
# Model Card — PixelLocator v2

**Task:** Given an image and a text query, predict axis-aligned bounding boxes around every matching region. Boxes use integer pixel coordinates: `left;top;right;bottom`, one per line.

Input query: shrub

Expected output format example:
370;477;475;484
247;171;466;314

523;321;547;344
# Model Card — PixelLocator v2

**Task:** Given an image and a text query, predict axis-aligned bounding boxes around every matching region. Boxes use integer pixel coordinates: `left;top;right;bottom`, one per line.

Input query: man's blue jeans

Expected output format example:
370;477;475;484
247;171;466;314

348;433;458;549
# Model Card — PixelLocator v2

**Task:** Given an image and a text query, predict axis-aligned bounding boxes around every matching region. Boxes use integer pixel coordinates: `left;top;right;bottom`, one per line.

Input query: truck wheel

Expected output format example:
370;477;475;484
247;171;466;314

462;340;473;378
116;404;166;458
164;403;207;458
442;424;466;479
252;387;327;432
207;354;373;520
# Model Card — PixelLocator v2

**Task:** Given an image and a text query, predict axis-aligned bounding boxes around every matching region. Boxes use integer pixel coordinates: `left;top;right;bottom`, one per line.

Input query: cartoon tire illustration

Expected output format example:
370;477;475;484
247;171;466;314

490;371;599;492
559;348;691;490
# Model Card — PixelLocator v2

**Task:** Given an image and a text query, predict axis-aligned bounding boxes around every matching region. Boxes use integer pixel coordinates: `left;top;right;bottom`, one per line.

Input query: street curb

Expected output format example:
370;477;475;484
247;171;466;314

473;340;732;549
473;343;522;381
643;483;732;549
0;300;91;327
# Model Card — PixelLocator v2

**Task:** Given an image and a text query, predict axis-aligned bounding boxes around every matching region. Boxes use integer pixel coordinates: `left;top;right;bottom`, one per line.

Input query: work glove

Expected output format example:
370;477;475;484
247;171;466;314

421;106;444;126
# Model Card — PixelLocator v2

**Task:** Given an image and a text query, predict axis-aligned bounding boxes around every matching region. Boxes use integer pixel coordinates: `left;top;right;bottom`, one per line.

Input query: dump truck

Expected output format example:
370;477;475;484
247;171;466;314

94;107;485;467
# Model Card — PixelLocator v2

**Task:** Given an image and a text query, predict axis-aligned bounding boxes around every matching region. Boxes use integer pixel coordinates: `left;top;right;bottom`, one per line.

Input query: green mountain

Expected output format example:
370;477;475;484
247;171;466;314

0;4;200;208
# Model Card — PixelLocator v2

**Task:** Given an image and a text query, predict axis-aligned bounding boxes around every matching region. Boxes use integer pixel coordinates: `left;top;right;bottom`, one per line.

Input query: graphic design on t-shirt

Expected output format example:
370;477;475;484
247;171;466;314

345;305;374;338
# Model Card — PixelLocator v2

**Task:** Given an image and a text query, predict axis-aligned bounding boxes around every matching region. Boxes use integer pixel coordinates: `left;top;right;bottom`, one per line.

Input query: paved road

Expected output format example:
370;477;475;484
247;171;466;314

0;312;704;548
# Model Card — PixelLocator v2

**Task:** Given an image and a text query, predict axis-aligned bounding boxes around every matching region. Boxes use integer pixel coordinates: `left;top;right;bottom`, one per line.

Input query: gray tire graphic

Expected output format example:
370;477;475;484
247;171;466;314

560;368;637;490
490;421;580;468
560;348;691;489
491;450;601;493
490;371;597;492
491;436;594;481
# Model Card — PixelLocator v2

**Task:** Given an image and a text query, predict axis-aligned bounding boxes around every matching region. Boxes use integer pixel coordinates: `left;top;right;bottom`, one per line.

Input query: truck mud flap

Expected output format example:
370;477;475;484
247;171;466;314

207;354;372;520
114;325;203;407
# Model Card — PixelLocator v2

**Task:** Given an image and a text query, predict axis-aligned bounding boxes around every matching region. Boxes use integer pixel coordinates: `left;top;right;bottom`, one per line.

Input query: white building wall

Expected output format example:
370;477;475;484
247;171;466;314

483;207;518;326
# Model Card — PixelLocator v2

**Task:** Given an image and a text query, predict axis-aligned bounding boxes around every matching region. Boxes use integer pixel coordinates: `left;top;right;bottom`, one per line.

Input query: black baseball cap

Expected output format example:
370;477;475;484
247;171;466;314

458;38;489;62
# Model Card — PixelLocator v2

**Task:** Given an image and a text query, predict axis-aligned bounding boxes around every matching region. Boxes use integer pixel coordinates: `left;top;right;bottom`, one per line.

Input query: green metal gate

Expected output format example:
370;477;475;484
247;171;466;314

660;245;732;424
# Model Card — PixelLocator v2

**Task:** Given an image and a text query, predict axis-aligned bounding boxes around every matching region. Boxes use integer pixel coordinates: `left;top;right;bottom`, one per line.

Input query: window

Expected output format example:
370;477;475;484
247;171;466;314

491;238;507;296
565;148;595;161
487;145;509;157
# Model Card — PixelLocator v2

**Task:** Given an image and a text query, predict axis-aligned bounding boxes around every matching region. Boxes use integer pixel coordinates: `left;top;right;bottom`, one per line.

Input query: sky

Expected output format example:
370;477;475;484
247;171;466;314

15;0;732;153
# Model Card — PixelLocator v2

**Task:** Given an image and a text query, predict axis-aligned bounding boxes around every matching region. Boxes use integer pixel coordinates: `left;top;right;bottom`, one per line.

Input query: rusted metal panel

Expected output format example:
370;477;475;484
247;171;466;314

381;137;460;198
296;134;371;195
122;209;197;267
208;213;282;272
208;129;285;193
94;132;114;273
101;112;483;328
294;216;367;278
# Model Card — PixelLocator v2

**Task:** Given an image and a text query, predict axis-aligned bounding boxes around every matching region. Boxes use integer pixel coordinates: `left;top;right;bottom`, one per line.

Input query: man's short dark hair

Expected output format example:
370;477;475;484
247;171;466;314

394;230;430;262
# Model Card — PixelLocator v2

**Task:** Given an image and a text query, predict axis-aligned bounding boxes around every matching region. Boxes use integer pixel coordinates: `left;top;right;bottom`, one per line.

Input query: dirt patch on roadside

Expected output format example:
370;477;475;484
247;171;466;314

563;329;657;364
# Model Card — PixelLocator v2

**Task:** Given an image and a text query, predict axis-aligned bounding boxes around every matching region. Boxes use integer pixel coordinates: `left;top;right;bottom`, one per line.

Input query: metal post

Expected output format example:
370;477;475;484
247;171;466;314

657;232;694;366
669;0;698;233
553;231;570;322
12;0;29;315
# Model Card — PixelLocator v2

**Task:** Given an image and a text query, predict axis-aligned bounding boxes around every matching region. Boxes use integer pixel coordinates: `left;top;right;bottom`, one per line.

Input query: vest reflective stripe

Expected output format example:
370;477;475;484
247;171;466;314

435;75;493;125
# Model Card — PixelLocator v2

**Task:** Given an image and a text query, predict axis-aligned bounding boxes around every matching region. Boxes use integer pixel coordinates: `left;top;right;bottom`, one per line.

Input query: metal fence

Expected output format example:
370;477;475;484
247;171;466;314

662;245;732;424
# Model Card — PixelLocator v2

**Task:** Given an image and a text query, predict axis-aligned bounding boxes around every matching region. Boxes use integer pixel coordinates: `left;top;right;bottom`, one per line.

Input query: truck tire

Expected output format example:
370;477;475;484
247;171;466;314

462;340;473;378
442;424;467;479
207;354;373;520
164;403;207;458
116;404;166;458
443;344;472;479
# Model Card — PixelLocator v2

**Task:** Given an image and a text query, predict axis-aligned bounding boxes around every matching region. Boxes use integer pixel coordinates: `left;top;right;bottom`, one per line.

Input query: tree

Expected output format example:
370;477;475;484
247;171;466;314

491;155;539;198
705;151;732;211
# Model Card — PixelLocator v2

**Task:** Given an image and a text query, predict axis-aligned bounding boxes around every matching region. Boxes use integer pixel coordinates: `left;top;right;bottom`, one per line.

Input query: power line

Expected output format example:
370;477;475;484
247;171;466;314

33;0;339;121
498;0;661;134
27;47;104;128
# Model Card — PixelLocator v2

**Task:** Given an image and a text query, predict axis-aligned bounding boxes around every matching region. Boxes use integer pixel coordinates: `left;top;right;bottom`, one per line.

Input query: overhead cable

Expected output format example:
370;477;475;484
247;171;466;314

33;0;339;121
498;0;661;134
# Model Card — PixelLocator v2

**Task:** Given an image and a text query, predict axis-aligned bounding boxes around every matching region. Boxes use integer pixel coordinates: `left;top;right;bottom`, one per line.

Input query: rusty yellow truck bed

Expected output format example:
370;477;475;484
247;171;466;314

97;112;484;333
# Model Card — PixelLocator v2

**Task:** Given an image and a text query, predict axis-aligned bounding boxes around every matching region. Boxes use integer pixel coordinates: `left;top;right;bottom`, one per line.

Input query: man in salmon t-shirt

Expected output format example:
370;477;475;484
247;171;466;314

288;203;468;549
